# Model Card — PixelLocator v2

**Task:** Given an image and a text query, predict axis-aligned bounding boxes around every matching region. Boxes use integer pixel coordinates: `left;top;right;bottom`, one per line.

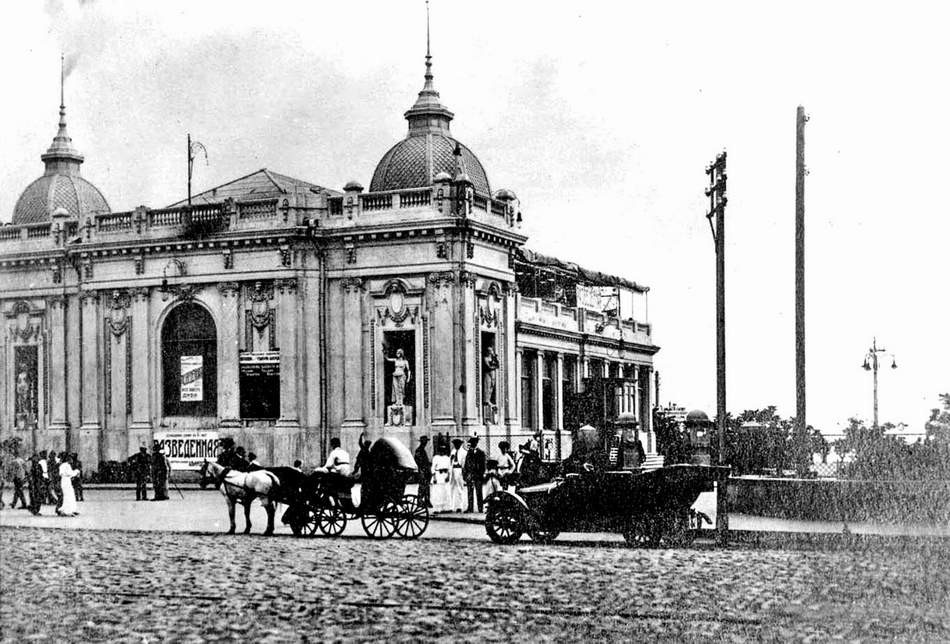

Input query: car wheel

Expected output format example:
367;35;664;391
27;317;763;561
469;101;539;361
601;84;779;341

485;501;524;545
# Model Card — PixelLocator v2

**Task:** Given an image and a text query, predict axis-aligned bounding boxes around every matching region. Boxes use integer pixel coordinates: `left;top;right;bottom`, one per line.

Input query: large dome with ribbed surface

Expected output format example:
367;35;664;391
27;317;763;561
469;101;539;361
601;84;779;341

14;173;110;224
369;41;491;196
370;133;490;195
11;97;110;225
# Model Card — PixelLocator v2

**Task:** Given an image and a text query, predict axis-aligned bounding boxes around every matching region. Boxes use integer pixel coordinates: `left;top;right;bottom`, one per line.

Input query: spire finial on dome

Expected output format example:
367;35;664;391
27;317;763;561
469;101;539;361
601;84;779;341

404;0;454;135
41;52;84;175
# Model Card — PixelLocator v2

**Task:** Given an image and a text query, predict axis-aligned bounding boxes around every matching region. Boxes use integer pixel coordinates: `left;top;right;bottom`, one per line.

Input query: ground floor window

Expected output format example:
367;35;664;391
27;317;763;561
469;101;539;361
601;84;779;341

542;353;555;430
162;303;217;417
521;351;535;430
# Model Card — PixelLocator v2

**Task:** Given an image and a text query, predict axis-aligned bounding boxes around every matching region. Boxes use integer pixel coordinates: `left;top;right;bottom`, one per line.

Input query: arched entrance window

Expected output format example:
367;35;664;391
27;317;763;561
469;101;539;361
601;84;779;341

162;303;217;417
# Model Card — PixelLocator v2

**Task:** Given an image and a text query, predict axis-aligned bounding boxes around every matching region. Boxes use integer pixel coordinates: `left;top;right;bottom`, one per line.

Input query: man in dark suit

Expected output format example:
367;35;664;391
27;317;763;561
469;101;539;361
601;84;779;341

130;446;150;501
463;436;487;513
414;436;432;508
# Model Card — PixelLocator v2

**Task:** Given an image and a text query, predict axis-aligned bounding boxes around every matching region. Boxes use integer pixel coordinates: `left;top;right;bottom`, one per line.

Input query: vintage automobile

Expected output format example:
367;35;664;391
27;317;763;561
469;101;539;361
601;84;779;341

484;464;730;547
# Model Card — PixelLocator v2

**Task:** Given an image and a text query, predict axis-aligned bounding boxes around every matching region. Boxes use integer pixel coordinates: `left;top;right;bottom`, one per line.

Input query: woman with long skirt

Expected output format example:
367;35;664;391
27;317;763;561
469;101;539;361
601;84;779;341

57;453;80;516
448;438;466;512
429;446;451;513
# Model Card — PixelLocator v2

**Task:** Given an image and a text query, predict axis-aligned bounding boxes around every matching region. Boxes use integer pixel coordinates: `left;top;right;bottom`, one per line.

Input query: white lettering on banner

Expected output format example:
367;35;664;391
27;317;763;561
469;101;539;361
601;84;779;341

575;284;602;312
180;355;203;401
154;431;220;470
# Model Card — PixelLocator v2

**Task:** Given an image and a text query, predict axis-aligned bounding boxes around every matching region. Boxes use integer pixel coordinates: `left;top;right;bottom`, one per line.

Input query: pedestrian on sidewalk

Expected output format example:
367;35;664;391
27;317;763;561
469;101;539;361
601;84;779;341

484;459;503;496
497;441;517;490
151;443;171;501
46;450;62;508
463;436;486;513
448;438;466;512
130;447;150;501
57;452;80;517
8;449;29;509
414;436;432;508
430;445;451;513
71;453;84;502
27;452;43;515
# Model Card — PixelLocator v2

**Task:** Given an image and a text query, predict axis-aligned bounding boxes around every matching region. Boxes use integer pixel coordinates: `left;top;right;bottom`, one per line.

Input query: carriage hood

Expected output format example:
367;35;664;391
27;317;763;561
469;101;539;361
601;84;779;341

370;437;418;471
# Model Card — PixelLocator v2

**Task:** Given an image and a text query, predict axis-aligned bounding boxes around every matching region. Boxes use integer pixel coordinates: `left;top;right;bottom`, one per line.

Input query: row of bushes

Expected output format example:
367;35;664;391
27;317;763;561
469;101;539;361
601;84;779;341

727;477;950;523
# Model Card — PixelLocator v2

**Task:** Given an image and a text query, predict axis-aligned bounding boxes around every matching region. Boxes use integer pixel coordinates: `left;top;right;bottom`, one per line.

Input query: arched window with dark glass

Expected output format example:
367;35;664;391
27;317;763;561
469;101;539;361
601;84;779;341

162;303;217;417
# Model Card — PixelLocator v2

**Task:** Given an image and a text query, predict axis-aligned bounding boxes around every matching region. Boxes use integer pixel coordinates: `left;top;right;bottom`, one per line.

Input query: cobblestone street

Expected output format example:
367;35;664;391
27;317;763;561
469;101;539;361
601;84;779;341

2;525;948;642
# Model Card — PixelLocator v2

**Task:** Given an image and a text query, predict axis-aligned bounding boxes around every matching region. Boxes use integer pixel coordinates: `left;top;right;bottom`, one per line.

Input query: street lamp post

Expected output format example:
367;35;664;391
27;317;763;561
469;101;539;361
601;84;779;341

862;337;897;429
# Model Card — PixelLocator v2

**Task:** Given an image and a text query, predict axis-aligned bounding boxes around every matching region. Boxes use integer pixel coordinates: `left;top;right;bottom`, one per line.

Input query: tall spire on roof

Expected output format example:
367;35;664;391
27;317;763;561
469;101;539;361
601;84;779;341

41;53;84;176
404;0;454;136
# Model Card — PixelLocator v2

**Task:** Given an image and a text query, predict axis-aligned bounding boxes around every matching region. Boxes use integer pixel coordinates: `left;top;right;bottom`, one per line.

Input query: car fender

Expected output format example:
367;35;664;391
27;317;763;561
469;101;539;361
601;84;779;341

485;491;538;525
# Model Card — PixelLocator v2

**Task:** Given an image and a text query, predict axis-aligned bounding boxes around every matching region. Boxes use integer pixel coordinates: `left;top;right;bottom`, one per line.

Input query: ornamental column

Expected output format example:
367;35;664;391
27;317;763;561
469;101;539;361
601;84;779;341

341;278;365;432
460;271;479;431
534;351;544;431
275;278;300;464
47;296;69;436
554;352;564;460
128;288;152;450
79;290;101;469
503;284;520;439
217;282;241;430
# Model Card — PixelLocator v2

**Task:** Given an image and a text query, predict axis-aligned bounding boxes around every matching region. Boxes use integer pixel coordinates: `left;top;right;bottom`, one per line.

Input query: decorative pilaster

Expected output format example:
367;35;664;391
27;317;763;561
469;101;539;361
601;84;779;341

217;282;241;429
534;351;544;431
504;284;520;438
341;277;365;429
460;271;478;430
105;290;131;461
78;290;101;468
554;352;564;460
274;278;300;462
47;296;69;434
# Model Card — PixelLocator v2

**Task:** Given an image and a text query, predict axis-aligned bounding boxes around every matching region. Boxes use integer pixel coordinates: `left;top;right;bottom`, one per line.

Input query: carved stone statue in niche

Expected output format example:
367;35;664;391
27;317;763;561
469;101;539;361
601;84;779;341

482;345;499;406
386;348;412;407
13;345;38;430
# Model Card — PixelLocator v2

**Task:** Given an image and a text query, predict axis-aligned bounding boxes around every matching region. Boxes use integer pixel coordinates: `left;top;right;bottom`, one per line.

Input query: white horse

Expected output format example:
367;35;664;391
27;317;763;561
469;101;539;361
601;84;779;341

199;460;281;535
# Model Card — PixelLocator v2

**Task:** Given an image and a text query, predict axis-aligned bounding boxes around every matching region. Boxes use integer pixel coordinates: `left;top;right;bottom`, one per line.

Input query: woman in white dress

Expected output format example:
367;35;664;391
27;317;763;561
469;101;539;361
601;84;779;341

429;446;451;513
58;453;80;516
448;439;466;512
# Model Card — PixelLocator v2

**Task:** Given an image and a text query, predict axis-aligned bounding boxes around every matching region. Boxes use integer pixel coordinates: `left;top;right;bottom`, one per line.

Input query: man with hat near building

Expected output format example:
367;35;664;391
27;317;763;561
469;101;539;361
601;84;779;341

151;442;171;501
130;446;150;501
463;436;487;513
414;436;432;508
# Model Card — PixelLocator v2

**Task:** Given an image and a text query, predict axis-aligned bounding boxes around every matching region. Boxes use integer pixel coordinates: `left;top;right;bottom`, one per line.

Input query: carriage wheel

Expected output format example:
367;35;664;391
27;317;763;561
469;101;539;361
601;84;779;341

485;500;524;545
301;506;321;537
361;502;399;539
316;501;347;537
394;494;429;539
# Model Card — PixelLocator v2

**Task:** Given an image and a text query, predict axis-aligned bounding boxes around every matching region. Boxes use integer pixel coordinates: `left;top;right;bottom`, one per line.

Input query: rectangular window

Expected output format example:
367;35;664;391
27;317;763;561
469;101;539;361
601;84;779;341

520;351;535;430
542;354;555;430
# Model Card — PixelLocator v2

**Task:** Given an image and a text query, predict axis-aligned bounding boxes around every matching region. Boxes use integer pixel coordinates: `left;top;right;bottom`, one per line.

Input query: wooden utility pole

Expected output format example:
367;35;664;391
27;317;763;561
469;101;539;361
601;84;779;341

795;106;808;472
706;151;729;541
705;151;727;462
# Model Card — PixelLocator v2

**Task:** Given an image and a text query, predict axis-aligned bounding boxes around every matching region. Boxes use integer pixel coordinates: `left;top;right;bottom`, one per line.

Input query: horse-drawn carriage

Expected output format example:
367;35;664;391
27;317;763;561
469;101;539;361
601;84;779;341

485;464;729;547
286;437;430;539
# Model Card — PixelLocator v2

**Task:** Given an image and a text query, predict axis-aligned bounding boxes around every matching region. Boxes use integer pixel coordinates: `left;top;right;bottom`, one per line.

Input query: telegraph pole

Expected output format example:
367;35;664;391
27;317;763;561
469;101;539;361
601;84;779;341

705;151;727;463
794;106;809;471
705;151;728;541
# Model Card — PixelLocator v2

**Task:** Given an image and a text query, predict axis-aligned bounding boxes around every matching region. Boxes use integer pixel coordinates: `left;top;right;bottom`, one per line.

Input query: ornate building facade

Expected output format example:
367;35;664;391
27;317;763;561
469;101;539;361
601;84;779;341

0;46;660;473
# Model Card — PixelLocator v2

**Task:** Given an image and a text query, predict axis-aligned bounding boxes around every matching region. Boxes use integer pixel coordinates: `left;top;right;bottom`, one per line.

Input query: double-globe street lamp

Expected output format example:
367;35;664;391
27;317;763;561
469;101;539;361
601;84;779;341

861;337;897;429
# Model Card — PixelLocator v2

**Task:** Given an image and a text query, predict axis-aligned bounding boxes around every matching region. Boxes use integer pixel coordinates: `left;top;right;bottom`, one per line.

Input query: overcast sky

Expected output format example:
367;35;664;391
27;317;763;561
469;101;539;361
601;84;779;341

2;0;948;435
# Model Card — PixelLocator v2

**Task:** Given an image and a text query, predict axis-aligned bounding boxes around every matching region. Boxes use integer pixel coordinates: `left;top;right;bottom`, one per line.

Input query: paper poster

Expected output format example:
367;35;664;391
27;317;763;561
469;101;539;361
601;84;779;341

180;355;203;402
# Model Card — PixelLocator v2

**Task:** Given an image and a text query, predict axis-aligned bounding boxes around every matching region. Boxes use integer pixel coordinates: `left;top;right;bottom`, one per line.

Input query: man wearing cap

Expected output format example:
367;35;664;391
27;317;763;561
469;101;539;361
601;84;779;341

414;436;432;508
130;446;150;501
463;436;486;513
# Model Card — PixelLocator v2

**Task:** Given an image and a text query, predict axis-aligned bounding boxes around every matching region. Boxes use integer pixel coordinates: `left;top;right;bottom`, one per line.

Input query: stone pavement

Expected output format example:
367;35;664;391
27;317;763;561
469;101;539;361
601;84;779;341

2;525;948;642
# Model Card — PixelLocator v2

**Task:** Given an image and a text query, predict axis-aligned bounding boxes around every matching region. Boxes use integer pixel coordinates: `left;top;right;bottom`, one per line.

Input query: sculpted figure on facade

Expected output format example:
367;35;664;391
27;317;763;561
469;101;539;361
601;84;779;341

483;345;499;407
386;348;412;407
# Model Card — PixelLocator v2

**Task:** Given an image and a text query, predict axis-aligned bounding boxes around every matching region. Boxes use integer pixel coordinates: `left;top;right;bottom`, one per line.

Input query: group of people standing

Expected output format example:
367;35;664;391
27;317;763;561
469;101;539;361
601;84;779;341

127;443;173;501
0;444;83;516
414;432;544;514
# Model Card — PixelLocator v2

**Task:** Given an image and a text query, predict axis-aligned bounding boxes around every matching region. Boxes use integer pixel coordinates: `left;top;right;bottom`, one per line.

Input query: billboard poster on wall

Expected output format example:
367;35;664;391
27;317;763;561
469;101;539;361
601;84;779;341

180;355;204;402
574;284;603;312
153;430;220;470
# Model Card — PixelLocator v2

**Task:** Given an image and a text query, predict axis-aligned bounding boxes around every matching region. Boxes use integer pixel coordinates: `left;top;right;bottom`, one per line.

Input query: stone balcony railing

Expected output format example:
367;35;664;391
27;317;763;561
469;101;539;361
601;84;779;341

325;186;515;229
517;295;652;344
0;199;286;250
